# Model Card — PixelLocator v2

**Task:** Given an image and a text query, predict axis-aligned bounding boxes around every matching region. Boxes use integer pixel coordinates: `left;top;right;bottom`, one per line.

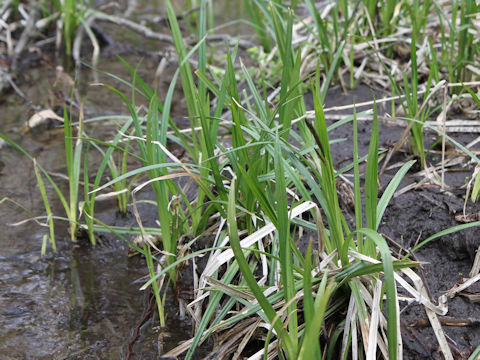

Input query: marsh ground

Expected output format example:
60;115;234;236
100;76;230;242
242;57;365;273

1;1;480;359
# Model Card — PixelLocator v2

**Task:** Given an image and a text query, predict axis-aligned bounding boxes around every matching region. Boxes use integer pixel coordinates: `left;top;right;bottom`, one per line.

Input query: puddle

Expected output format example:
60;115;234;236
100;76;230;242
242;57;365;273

0;91;195;359
0;72;164;358
0;2;251;359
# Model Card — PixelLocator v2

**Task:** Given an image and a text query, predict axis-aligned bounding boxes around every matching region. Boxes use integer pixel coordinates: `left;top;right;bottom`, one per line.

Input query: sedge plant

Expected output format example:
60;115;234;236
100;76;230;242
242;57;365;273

150;68;418;358
142;5;421;349
49;0;95;57
434;0;479;89
156;4;415;357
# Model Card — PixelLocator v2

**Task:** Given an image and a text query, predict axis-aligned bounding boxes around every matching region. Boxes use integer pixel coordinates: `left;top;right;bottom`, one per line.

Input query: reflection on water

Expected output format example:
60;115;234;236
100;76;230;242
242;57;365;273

0;0;250;357
0;63;169;360
0;93;189;358
0;243;146;359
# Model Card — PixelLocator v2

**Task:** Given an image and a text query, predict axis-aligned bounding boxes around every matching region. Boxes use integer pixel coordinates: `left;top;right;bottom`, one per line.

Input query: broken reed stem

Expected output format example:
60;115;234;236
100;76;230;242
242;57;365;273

441;83;447;190
169;81;480;137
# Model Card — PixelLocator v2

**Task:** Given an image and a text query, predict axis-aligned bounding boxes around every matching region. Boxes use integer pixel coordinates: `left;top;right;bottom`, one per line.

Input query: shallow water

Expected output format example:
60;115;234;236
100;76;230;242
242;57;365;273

0;73;168;358
0;18;174;360
0;1;251;358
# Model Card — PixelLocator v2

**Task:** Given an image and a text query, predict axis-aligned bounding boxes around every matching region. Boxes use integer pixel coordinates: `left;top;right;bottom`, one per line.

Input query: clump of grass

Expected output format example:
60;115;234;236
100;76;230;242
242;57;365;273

434;0;479;88
99;78;185;291
39;0;113;70
362;0;399;36
128;4;412;357
54;0;91;56
243;0;273;51
46;0;96;58
63;104;84;241
153;70;420;358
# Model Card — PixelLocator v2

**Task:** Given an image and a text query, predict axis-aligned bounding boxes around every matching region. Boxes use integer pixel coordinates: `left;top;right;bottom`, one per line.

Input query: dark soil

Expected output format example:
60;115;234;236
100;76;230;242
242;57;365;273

321;85;480;359
383;188;480;360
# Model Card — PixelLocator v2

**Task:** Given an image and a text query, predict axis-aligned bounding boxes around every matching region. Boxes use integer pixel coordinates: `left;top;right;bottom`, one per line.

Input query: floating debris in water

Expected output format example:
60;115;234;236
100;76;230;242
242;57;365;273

21;109;64;134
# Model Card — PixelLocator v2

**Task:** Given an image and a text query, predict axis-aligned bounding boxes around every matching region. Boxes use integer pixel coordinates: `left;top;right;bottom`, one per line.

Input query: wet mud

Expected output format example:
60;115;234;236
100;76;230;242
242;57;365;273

1;5;480;360
312;84;480;359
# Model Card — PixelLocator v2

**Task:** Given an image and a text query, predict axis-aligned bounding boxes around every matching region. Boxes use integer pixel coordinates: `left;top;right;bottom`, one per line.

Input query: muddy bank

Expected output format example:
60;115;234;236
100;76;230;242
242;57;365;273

3;80;480;359
1;3;480;359
383;188;480;359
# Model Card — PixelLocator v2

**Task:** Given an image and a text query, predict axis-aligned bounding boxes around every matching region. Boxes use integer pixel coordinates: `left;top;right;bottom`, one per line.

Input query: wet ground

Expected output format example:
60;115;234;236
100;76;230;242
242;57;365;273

1;2;480;360
323;87;480;359
0;66;187;358
0;2;201;359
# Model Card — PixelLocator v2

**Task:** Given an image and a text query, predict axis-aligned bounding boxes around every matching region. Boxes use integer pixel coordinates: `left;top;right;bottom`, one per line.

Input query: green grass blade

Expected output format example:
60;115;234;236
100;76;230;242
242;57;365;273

33;160;56;254
144;244;165;326
274;135;298;352
412;221;480;253
376;160;416;229
227;179;295;359
298;272;334;360
0;134;70;215
92;162;206;193
352;106;363;250
365;100;379;234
